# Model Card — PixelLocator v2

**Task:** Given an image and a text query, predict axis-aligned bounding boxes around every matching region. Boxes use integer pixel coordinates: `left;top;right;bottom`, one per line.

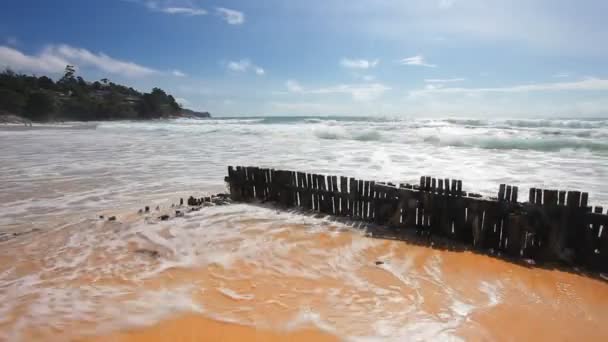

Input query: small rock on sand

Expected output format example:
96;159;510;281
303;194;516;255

135;249;160;258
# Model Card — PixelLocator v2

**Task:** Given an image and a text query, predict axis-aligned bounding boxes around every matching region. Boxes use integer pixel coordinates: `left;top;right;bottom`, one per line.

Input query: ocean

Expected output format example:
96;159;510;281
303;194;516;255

1;116;607;340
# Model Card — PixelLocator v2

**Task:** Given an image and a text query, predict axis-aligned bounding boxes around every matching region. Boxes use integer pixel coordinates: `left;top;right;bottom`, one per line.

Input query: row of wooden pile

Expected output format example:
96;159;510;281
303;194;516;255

225;166;607;274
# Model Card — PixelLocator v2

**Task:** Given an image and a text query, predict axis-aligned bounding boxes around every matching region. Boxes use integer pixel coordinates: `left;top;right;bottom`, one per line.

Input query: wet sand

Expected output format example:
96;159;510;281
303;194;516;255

84;314;337;342
1;203;607;341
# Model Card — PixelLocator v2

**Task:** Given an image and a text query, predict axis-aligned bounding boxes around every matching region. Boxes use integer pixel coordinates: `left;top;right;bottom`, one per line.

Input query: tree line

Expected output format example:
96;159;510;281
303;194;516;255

0;65;182;121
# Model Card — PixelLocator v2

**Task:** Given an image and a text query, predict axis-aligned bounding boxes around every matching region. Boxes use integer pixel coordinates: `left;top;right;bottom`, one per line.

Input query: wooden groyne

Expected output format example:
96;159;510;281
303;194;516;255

225;166;608;274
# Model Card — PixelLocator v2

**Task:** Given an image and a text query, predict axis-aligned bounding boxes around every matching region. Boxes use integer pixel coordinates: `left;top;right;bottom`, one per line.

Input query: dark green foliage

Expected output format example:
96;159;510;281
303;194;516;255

0;66;184;121
37;76;56;90
0;88;26;114
23;91;55;121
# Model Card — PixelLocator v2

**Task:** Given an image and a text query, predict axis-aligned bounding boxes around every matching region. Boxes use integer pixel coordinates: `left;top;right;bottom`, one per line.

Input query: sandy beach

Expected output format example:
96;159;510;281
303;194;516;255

1;118;608;341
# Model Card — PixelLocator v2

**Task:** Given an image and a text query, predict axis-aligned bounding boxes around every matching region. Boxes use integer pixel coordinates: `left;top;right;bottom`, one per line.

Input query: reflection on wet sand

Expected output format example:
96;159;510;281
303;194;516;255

0;204;607;341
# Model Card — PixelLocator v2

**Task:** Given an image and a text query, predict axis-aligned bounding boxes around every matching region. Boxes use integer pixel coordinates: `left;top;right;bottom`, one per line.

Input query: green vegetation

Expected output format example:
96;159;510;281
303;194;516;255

0;65;192;121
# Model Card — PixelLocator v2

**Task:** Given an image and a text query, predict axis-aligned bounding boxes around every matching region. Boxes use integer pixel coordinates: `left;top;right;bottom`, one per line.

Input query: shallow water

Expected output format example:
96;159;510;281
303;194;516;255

1;117;608;340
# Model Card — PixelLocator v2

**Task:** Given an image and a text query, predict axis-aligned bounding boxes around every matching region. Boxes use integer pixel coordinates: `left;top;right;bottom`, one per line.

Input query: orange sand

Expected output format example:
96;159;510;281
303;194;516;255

83;314;337;342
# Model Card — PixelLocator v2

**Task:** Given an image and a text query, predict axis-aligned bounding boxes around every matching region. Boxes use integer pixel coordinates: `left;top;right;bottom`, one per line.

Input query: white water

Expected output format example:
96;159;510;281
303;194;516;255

1;117;606;229
1;116;608;340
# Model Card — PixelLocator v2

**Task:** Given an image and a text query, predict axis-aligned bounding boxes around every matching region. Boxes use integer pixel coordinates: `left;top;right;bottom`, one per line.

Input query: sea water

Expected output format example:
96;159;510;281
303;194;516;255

0;117;607;340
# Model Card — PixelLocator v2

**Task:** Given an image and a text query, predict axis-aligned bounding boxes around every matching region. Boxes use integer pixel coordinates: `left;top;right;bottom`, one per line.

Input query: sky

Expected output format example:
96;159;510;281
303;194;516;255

1;0;608;117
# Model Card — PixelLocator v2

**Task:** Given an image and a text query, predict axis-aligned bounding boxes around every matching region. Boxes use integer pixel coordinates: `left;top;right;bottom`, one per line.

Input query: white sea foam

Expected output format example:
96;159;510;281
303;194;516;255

218;287;255;301
1;117;607;340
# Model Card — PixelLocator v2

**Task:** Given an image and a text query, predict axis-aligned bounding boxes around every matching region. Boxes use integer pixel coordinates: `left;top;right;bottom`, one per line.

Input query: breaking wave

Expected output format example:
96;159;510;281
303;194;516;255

445;118;608;129
424;135;608;152
314;126;383;142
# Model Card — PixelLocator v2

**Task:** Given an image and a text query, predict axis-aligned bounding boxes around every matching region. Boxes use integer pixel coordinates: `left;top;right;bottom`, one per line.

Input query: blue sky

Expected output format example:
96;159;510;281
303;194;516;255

1;0;607;117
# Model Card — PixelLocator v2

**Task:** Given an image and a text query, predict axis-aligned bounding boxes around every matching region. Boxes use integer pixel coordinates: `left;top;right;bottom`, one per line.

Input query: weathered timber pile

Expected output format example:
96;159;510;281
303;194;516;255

225;166;608;274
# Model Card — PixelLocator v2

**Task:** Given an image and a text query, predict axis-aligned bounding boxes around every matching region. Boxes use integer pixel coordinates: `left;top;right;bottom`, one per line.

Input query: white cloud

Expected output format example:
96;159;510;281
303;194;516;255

438;0;456;10
0;44;159;77
160;7;207;16
340;58;379;69
284;80;390;101
171;69;186;77
286;80;303;93
410;77;608;97
226;59;264;76
175;97;190;106
216;7;245;25
425;78;465;83
361;75;376;82
52;45;158;77
399;55;437;68
133;1;208;16
227;59;250;72
553;72;571;78
0;45;68;74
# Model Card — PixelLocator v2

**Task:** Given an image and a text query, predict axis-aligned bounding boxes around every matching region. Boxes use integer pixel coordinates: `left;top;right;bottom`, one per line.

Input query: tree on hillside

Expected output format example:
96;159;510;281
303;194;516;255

0;88;26;114
167;95;181;112
58;65;77;90
0;67;191;121
23;92;55;121
37;76;56;90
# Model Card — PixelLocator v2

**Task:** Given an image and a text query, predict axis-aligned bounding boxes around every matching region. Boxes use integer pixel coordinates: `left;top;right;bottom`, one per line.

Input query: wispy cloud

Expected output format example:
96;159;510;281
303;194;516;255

425;78;465;83
399;55;437;68
171;69;186;77
285;80;390;101
286;80;303;93
226;59;264;75
216;7;245;25
160;7;207;16
410;77;608;97
438;0;456;10
175;97;190;106
52;45;158;77
135;0;208;16
128;1;249;22
553;72;571;78
0;44;160;77
6;37;18;46
269;101;348;115
0;45;68;74
340;58;379;69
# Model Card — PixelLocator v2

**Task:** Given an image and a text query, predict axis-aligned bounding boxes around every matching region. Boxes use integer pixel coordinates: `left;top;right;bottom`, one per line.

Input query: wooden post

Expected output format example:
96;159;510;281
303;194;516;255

498;184;506;201
581;192;589;208
349;178;357;218
368;181;374;220
512;186;518;203
358;180;364;219
362;181;369;220
340;176;348;216
529;188;536;204
535;189;543;205
331;176;339;215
